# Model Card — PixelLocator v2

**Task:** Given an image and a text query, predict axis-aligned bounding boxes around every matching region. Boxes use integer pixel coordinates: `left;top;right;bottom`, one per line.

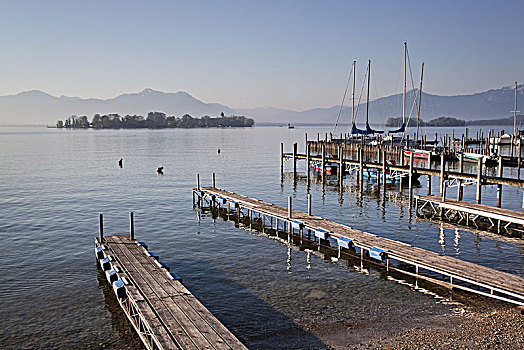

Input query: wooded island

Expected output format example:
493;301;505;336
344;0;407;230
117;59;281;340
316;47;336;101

56;112;254;129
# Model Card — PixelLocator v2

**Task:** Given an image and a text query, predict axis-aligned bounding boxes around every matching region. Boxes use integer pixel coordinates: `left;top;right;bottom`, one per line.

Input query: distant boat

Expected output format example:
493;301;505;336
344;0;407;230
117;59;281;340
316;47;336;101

310;160;338;175
288;123;295;129
403;148;435;160
458;152;497;166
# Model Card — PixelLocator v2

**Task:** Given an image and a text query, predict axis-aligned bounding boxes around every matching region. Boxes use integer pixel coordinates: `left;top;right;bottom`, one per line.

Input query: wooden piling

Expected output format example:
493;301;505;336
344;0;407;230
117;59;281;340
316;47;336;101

458;153;464;201
476;158;483;204
288;196;292;219
497;156;503;208
212;173;216;188
99;213;104;242
293;142;297;178
439;153;445;196
129;212;134;240
307;193;312;216
197;174;200;190
280;142;284;175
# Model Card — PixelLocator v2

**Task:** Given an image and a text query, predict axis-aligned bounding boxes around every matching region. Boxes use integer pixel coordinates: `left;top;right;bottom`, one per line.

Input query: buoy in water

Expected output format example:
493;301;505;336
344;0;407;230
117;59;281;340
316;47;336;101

217;148;221;154
156;166;164;175
119;158;123;168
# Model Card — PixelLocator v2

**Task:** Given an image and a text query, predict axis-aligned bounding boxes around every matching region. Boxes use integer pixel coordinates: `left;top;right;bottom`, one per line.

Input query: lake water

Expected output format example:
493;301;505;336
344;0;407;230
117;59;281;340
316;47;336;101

0;125;522;349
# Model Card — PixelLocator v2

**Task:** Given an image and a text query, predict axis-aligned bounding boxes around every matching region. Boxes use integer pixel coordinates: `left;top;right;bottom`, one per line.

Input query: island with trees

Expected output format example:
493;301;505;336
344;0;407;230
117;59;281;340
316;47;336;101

56;112;255;129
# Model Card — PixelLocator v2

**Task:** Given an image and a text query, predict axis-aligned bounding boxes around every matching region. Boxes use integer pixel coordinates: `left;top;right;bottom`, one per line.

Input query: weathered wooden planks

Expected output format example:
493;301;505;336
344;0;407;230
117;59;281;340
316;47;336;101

99;234;247;350
197;187;524;304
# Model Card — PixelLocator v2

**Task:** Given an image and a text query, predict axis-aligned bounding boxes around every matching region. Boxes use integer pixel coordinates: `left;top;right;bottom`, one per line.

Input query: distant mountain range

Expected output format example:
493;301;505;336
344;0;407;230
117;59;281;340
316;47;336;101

0;85;522;125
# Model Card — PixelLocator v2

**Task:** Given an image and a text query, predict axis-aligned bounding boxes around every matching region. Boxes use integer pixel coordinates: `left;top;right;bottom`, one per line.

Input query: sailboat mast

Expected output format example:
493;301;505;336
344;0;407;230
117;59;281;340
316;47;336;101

366;59;371;126
352;60;356;124
416;62;424;143
515;81;518;136
403;41;407;125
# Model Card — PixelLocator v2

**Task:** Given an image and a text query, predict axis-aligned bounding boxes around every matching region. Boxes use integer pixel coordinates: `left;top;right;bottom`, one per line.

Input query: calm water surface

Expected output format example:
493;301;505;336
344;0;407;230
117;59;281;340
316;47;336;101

0;125;522;349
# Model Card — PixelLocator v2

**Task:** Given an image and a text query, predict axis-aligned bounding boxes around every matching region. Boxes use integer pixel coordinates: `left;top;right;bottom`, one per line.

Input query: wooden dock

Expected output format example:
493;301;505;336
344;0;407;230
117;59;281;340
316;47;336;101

282;140;524;210
194;187;524;306
415;195;524;236
95;224;247;350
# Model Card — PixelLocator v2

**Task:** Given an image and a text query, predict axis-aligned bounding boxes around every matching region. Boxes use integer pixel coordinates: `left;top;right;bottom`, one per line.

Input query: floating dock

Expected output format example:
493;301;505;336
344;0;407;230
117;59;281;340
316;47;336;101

194;187;524;306
415;195;524;236
95;225;247;350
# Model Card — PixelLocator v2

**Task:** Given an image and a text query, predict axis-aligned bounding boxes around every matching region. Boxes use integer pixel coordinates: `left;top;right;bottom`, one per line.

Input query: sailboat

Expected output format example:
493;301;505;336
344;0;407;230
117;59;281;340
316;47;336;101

350;60;383;138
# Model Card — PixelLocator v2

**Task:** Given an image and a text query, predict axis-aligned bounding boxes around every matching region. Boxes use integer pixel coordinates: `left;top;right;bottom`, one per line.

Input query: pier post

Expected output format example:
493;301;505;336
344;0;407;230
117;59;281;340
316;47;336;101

130;212;135;240
308;193;312;216
337;145;343;183
409;152;414;190
280;142;284;176
288;196;292;219
293;142;297;179
99;214;104;242
358;147;363;186
427;156;432;196
321;143;326;185
212;173;216;188
519;138;522;179
382;150;387;199
476;158;482;204
497;156;503;207
457;153;464;201
306;143;311;188
439;153;445;197
197;174;200;190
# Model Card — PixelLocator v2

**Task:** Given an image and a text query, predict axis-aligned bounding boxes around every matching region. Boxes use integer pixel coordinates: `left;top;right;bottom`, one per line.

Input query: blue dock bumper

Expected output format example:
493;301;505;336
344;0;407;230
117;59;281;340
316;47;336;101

229;201;239;209
337;236;353;249
112;278;127;299
291;220;304;230
95;245;106;259
217;197;227;205
196;190;205;198
136;241;148;250
315;229;329;240
369;247;388;262
105;268;118;284
100;256;113;271
147;251;159;261
167;272;183;282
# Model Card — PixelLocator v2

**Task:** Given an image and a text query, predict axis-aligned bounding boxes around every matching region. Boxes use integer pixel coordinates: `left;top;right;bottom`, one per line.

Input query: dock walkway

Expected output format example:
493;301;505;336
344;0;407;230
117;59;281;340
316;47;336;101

95;234;247;350
194;187;524;306
416;195;524;234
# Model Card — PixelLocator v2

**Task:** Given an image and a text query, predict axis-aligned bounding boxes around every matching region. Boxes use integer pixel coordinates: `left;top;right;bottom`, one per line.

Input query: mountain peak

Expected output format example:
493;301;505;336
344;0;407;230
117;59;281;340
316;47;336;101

141;88;158;94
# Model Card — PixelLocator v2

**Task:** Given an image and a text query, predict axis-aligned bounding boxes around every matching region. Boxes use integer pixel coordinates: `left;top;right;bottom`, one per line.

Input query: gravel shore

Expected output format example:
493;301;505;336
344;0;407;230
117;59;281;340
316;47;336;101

317;305;524;349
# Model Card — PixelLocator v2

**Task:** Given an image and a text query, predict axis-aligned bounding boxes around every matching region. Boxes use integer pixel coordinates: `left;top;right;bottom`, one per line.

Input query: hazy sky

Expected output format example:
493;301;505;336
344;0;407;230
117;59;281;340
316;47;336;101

1;0;523;110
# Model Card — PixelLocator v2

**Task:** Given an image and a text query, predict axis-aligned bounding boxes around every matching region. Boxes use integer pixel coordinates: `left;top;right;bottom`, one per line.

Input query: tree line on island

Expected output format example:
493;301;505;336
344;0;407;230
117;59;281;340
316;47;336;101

56;112;255;129
386;114;524;127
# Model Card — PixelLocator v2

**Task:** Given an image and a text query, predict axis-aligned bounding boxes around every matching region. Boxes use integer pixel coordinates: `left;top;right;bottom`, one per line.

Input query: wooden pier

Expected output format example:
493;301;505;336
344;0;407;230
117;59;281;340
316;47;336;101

282;141;524;210
95;216;247;350
415;195;524;236
193;187;524;306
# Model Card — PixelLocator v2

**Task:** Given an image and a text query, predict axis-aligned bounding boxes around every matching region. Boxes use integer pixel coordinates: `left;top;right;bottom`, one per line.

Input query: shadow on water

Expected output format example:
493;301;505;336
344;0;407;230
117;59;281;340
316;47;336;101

199;206;505;311
96;267;145;349
97;257;327;349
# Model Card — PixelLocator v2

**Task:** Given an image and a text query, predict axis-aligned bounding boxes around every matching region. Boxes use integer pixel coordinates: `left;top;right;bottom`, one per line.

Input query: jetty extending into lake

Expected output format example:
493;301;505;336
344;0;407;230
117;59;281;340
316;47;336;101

95;215;247;350
193;186;524;306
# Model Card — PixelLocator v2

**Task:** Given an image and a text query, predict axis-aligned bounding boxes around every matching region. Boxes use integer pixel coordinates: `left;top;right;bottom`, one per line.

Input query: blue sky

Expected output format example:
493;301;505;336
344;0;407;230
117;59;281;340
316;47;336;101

0;0;523;110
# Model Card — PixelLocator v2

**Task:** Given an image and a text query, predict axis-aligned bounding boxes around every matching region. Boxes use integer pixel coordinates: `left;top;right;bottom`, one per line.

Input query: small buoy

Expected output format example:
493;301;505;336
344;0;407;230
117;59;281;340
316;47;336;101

118;158;123;168
217;148;221;154
156;166;164;175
